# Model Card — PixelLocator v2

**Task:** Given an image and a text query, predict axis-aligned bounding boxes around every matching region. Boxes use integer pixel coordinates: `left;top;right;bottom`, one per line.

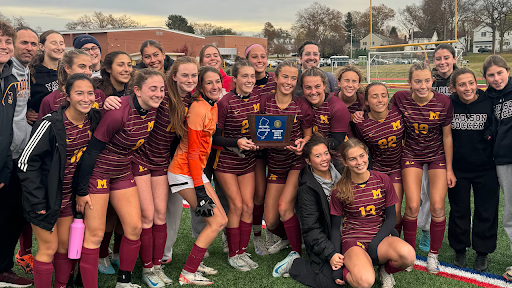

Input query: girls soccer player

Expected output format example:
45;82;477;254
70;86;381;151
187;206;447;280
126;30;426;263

18;74;101;288
393;62;455;274
75;68;165;288
354;82;405;234
333;65;365;139
72;35;102;78
134;40;173;74
134;56;198;287
38;49;106;119
481;55;512;280
261;60;313;268
199;45;232;95
167;66;228;285
213;58;259;271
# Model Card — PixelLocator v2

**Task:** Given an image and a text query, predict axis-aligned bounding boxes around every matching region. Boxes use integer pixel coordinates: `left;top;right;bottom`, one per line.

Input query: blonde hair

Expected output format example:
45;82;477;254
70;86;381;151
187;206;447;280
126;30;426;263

334;138;369;205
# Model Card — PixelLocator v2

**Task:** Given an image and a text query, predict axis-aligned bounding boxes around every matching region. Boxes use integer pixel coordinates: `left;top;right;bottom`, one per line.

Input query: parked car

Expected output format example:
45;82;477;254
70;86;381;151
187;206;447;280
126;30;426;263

478;47;491;53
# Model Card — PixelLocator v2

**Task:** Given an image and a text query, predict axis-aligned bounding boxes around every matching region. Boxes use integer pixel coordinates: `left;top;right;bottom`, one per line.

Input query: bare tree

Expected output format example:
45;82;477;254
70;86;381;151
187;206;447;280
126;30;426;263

471;0;512;52
358;4;396;37
65;11;145;30
399;0;456;41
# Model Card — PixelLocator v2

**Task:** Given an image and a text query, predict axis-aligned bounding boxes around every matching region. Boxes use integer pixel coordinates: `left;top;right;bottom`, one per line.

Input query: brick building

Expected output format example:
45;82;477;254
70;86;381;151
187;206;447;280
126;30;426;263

205;35;267;58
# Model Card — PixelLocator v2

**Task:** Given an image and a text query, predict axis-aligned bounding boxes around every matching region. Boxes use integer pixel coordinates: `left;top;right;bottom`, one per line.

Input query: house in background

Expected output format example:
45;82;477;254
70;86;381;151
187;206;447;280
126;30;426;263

359;33;395;51
405;31;438;51
473;24;512;52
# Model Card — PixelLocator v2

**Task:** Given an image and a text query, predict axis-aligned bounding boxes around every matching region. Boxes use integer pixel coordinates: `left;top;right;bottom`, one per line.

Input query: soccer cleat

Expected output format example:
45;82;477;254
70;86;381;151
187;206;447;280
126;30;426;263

197;262;218;275
115;282;141;288
419;230;430;252
178;270;213;286
503;266;512;281
98;256;115;274
203;250;209;259
228;254;251;272
111;253;120;267
0;270;33;287
153;265;173;285
142;268;165;288
272;251;300;277
265;230;277;249
379;265;395;288
474;255;488;272
253;236;269;256
454;251;467;268
15;250;33;273
427;253;440;274
239;253;259;269
222;234;229;253
405;265;413;272
268;239;290;254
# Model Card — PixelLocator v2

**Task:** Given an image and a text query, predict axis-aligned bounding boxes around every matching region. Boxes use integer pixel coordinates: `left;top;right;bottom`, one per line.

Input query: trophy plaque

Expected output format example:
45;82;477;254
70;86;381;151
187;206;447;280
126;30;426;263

247;114;294;148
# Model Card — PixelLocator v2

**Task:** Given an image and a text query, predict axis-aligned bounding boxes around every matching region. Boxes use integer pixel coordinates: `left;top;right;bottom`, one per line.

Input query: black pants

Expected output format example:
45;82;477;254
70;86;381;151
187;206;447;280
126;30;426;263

448;168;500;254
290;258;339;288
0;161;27;273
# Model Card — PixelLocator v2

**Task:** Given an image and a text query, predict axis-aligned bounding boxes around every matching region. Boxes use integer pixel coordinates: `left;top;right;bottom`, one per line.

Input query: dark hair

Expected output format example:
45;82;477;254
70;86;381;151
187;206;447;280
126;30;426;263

96;51;132;96
449;67;476;89
232;58;254;78
58;49;91;91
363;82;389;112
408;61;432;82
334;138;369;205
434;44;459;72
303;132;330;160
167;56;199;137
298;40;319;58
129;68;165;97
482;55;510;78
65;73;94;96
334;64;365;96
14;26;38;40
275;59;299;78
244;44;266;59
29;30;62;82
191;66;222;102
300;66;329;93
0;20;15;39
140;39;164;55
199;45;223;66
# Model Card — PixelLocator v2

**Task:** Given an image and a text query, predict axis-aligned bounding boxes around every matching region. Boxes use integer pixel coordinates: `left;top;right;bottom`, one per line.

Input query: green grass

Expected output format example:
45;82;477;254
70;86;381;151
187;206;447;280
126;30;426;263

13;191;511;287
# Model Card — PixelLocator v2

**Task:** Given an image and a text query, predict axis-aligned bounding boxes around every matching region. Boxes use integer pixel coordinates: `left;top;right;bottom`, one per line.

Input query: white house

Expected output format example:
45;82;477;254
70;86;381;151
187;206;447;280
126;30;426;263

473;24;512;52
405;31;438;51
359;33;395;51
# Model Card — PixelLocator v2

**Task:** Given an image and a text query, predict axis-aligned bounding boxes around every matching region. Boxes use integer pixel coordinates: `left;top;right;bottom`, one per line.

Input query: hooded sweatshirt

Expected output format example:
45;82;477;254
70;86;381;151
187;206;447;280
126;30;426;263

0;60;19;184
433;67;457;96
134;54;174;72
28;64;58;113
450;89;495;172
10;57;32;159
486;76;512;165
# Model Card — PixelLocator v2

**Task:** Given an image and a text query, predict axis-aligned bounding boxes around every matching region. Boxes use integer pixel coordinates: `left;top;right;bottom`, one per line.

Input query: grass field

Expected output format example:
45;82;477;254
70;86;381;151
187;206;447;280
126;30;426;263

13;192;512;287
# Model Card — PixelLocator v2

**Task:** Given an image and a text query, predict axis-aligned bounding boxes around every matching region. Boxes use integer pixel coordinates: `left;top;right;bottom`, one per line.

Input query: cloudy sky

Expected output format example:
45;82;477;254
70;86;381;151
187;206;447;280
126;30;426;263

1;0;417;35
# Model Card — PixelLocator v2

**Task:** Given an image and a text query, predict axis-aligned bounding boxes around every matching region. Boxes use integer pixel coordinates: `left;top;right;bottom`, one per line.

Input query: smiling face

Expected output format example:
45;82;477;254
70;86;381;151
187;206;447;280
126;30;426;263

0;32;14;65
306;143;331;174
13;29;38;66
485;65;510;91
202;71;223;101
452;73;478;104
276;66;298;96
134;75;165;109
81;43;101;67
202;47;222;70
365;85;389;114
142;45;164;72
434;49;456;77
302;75;326;107
342;146;369;175
65;54;93;78
409;69;433;99
67;79;96;115
108;54;133;85
300;44;320;69
247;46;267;74
338;71;360;98
173;63;198;95
234;66;255;96
41;33;65;61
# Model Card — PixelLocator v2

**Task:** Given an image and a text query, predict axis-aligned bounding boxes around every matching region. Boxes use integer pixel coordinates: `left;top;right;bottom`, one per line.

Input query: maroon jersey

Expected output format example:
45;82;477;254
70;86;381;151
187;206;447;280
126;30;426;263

391;90;453;161
312;93;350;138
330;171;398;243
214;91;261;174
61;114;91;209
331;92;364;139
93;96;157;178
354;106;404;174
253;72;276;99
38;89;106;120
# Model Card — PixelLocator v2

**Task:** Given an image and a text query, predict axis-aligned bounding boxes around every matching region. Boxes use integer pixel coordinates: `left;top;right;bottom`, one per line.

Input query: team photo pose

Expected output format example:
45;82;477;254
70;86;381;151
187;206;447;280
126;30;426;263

393;62;455;274
260;60;313;270
18;73;101;288
134;40;174;73
167;66;228;285
333;65;365;139
199;45;232;95
448;68;499;271
296;41;337;94
75;68;164;288
330;139;415;288
72;35;102;78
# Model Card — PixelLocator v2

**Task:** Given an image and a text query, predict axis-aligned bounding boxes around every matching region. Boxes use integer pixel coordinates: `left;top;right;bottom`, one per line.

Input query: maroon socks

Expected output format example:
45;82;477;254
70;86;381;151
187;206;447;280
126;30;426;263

119;235;141;272
430;218;446;254
33;259;53;288
140;228;153;268
80;247;99;288
252;204;264;237
283;215;302;254
18;224;33;256
402;217;418;249
384;260;404;274
99;231;113;258
183;244;207;273
267;220;287;240
152;223;167;265
226;227;240;257
239;220;252;254
53;252;72;288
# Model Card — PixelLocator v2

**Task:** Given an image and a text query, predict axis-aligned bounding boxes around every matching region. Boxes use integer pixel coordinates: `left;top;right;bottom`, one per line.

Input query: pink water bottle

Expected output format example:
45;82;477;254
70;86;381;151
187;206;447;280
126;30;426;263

68;213;85;259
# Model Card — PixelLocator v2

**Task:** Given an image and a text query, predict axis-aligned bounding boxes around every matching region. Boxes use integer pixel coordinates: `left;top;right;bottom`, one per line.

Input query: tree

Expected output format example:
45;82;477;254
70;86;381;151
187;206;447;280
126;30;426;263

344;12;356;43
165;15;194;34
399;0;456;41
262;22;278;52
65;11;144;30
389;26;399;39
273;43;289;57
0;13;30;29
358;4;396;37
190;22;239;36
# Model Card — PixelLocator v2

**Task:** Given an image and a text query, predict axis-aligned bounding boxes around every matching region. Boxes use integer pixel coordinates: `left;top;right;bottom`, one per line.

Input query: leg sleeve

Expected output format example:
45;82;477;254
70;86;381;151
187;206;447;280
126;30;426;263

163;190;183;260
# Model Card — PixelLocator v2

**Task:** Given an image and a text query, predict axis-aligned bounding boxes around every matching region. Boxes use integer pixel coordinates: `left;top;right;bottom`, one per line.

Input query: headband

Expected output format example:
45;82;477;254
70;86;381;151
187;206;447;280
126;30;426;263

244;44;265;58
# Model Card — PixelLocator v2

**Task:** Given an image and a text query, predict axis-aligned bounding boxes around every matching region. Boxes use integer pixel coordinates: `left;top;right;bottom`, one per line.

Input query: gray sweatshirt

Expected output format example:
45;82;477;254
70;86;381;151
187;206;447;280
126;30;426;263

10;57;32;159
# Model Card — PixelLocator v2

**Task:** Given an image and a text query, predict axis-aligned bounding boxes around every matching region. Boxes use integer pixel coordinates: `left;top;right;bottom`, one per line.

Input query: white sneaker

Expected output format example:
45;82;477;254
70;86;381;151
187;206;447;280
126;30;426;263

222;234;229;253
379;265;395;288
228;254;251;272
427;253;440;274
253;236;269;256
142;268;165;288
268;239;290;254
153;265;173;285
178;269;213;286
265;230;277;249
197;262;218;275
239;252;259;269
115;282;142;288
273;251;300;277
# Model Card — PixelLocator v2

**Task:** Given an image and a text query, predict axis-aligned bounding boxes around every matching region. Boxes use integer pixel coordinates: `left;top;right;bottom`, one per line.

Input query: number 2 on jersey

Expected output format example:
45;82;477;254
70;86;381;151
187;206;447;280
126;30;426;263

241;120;249;134
359;205;376;216
377;136;397;149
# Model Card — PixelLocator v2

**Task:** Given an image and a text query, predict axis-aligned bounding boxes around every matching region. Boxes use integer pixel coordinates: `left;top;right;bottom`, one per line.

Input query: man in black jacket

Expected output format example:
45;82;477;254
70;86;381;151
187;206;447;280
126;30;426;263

0;20;33;287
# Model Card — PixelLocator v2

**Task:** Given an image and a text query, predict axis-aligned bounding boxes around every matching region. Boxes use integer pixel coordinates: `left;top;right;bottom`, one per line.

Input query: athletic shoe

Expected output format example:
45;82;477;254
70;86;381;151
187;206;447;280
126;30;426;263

379;265;395;288
427;253;440;274
111;253;120;267
203;250;209;259
265;230;277;249
268;239;290;254
239;253;259;269
474;255;488;272
142;267;165;288
454;251;467;268
222;234;229;253
162;248;172;264
197;262;218;275
115;282;141;288
228;254;251;272
503;266;512;281
0;270;33;287
15;250;33;273
153;265;173;285
419;230;430;252
273;251;300;277
178;270;213;286
253;236;269;256
405;265;413;272
282;272;290;278
98;256;115;274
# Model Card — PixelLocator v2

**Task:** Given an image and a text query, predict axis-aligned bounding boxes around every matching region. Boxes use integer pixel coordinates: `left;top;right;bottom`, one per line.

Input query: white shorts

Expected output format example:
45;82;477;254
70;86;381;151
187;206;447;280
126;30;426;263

168;172;210;193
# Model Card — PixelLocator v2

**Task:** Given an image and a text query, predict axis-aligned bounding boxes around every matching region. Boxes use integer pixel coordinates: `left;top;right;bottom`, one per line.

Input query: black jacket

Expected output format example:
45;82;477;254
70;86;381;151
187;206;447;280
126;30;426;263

28;64;58;113
134;55;174;72
17;107;101;231
486;77;512;165
296;162;343;272
0;60;18;184
432;67;456;96
450;89;495;172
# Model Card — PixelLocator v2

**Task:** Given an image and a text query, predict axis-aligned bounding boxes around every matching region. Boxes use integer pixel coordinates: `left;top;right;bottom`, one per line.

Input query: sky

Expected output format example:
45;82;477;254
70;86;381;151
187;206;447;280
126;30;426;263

1;0;419;35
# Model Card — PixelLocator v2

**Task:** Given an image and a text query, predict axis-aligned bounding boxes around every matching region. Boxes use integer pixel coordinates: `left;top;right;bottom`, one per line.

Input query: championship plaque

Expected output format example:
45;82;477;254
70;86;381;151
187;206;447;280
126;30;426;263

247;114;294;148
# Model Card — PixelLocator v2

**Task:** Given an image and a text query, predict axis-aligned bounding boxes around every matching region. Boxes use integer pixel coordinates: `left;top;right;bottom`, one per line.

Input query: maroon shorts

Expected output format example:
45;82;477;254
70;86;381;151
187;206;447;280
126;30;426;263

131;162;167;177
401;158;446;170
386;170;402;185
341;239;370;255
88;172;137;194
267;158;306;184
214;150;256;176
59;203;73;218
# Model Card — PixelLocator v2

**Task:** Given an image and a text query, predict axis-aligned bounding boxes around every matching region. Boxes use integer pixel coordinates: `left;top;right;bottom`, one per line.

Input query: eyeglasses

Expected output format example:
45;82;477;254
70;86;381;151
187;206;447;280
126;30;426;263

82;46;99;52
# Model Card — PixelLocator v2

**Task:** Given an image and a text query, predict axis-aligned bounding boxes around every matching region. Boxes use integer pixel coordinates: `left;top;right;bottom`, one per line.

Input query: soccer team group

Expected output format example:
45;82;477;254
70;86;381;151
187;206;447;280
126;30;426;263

0;18;512;288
